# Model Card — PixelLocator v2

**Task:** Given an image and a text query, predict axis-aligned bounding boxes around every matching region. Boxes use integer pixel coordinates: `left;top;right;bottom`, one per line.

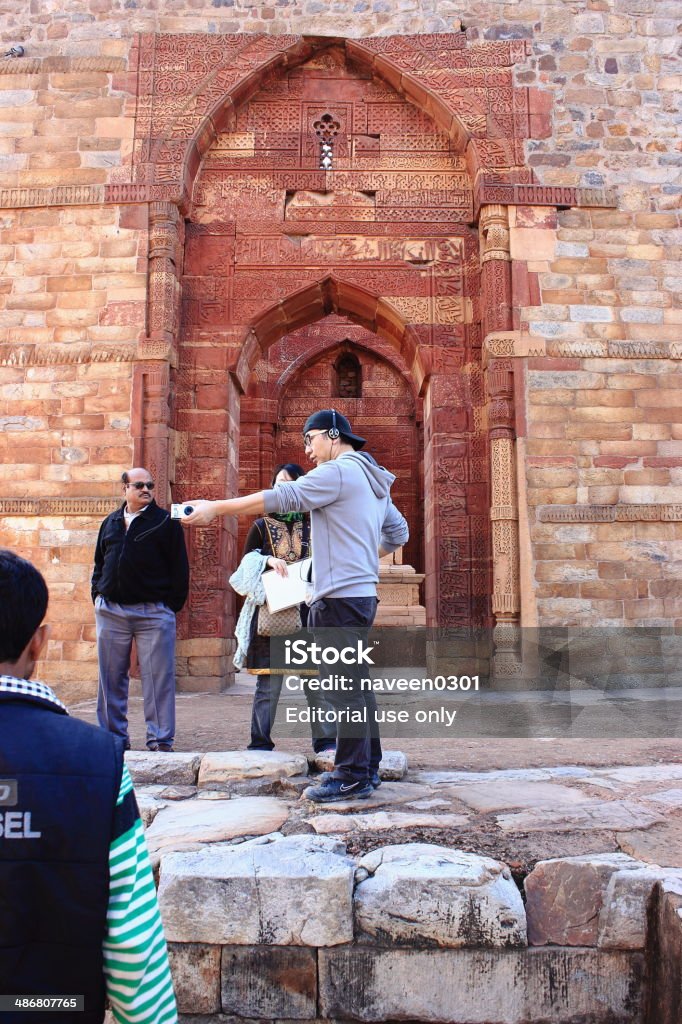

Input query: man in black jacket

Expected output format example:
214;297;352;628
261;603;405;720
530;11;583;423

92;467;189;752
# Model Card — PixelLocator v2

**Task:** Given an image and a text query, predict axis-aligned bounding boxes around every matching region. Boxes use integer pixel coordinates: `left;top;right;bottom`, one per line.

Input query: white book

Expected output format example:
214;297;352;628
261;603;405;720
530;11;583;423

261;557;312;613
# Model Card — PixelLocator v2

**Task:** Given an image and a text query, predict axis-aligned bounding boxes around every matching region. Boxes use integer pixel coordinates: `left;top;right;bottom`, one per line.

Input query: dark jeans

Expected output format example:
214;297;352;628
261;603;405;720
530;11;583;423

248;673;336;753
307;595;381;783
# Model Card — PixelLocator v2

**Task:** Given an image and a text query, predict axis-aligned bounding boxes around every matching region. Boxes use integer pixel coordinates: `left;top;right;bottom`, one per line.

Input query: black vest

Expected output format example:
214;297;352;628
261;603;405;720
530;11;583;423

0;692;124;1024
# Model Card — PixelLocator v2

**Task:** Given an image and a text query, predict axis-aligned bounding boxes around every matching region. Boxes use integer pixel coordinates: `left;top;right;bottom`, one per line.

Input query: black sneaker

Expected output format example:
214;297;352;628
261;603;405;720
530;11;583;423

316;769;381;789
303;777;373;803
157;743;175;752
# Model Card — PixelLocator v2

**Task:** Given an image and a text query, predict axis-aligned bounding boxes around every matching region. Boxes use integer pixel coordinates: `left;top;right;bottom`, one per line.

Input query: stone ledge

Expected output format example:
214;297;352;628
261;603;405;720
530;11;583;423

647;881;682;1024
158;834;354;947
0;56;127;73
318;947;644;1023
0;498;120;517
354;843;526;948
524;852;682;950
0;183;178;209
484;331;682;361
537;503;682;523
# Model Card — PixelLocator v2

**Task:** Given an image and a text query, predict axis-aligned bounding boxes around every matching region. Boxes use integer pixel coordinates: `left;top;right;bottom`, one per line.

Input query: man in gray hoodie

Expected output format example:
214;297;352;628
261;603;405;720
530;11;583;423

184;408;409;802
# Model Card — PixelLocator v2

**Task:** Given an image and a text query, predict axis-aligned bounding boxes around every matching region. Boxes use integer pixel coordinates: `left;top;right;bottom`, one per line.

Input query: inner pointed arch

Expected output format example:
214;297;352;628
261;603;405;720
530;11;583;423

237;276;426;395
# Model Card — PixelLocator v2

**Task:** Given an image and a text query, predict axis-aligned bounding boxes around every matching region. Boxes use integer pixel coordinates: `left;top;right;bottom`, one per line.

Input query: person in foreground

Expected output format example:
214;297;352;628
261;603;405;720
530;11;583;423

92;467;189;752
0;549;177;1024
183;409;409;803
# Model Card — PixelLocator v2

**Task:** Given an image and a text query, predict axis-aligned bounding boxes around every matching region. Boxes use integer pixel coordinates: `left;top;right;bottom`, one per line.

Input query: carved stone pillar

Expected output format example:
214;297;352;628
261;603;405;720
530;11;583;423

131;362;171;503
135;201;183;505
479;204;512;340
480;205;522;672
147;201;183;352
488;367;520;624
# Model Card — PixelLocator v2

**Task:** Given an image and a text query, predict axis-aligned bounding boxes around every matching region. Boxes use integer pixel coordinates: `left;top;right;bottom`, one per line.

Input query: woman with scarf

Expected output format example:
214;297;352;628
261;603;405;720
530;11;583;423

231;463;336;753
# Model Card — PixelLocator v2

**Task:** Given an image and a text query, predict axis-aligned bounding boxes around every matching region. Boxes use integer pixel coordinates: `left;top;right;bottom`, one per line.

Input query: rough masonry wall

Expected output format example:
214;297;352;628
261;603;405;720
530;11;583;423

0;1;680;691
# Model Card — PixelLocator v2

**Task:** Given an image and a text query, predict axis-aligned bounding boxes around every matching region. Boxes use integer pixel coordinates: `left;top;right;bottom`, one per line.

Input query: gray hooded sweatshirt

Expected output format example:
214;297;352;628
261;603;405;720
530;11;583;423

263;451;409;603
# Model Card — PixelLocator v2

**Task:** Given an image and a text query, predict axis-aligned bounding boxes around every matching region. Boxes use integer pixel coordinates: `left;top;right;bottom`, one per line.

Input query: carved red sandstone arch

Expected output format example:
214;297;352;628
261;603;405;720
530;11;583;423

235;276;426;396
173;35;474;202
273;333;417;406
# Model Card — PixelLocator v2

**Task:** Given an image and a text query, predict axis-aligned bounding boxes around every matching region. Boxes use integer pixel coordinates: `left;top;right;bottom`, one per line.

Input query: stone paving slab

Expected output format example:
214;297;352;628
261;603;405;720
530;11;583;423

124;751;682;874
307;811;470;835
411;766;593;786
497;800;666;834
198;751;308;791
448;780;592;813
618;821;682;868
301;780;434;812
126;751;202;786
145;796;290;865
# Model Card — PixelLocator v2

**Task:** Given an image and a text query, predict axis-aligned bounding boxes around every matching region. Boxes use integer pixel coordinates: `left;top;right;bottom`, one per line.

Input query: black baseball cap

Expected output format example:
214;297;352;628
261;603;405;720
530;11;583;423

303;409;366;450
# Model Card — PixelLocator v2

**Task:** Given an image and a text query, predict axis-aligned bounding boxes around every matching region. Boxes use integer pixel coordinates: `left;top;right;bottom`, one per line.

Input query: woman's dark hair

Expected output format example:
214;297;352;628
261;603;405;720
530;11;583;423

270;463;305;486
0;549;49;663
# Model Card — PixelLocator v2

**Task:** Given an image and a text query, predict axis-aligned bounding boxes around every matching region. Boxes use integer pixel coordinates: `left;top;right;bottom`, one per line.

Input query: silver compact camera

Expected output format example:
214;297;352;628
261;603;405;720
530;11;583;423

171;503;195;520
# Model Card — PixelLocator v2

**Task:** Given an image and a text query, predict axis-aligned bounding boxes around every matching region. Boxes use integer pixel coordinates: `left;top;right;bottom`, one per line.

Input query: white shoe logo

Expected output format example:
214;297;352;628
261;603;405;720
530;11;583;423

339;783;359;792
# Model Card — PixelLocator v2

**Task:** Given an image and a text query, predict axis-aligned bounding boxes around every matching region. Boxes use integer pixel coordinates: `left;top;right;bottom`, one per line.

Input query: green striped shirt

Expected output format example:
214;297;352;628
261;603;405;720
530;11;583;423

103;765;178;1024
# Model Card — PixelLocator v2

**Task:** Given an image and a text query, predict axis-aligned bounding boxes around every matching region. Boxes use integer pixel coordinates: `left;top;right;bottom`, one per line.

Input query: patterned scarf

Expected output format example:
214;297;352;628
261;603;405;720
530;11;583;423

269;512;304;524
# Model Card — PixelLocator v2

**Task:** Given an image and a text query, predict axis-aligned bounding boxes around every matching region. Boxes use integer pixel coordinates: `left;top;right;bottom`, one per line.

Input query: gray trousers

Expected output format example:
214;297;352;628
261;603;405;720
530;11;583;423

95;597;177;749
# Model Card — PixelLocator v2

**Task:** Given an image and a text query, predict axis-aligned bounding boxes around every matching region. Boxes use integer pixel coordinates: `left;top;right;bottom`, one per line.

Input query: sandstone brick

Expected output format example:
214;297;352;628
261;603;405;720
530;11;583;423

636;390;682;407
527;487;578;505
569;305;614;322
57;293;107;310
167;944;220;1015
534;561;597;584
536;583;581;599
566;424;633;440
528;389;575;406
599;440;657;456
581;580;639;600
587;486;620;503
570;406;644;423
624;599;666;620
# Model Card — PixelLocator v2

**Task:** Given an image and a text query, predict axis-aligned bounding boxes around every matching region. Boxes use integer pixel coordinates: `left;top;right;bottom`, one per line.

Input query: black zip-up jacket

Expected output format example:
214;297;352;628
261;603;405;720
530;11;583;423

91;500;189;612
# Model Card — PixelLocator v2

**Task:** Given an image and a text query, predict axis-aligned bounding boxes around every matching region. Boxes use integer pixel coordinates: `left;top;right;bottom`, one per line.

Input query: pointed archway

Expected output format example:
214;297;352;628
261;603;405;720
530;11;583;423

169;34;506;688
239;318;423;574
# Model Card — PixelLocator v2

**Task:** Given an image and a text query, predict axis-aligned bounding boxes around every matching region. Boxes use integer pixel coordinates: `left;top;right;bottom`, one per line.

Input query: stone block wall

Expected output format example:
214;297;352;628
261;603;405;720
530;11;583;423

157;834;661;1023
646;880;682;1024
129;754;682;1022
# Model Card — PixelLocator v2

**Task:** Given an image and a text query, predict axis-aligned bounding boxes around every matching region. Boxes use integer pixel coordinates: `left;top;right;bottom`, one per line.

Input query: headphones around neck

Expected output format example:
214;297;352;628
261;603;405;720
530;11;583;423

327;408;340;440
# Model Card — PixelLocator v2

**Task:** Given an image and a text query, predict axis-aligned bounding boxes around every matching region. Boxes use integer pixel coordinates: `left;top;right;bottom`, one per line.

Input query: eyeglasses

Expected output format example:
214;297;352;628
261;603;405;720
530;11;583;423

128;481;155;490
303;430;326;447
